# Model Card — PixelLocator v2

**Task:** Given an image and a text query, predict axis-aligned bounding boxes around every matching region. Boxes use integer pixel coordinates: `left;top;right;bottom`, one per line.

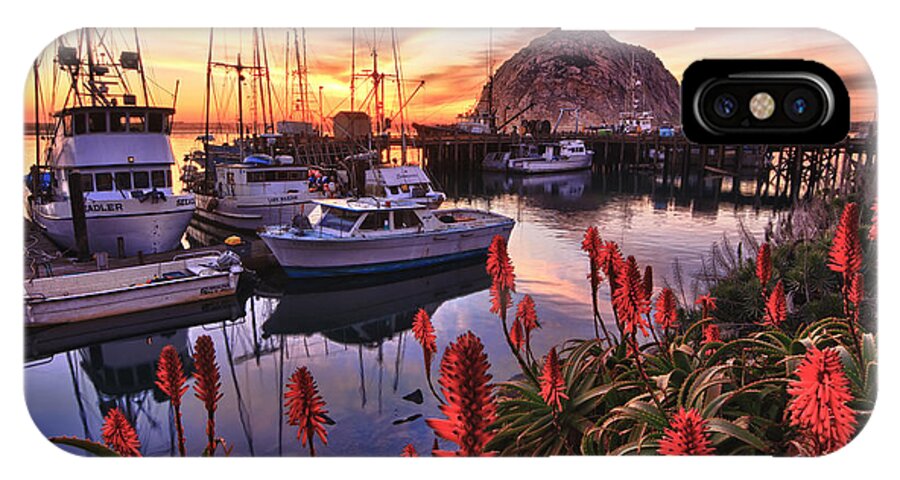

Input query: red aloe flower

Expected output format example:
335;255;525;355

756;243;772;292
101;407;142;457
695;294;717;319
486;235;515;315
849;272;864;325
401;443;419;457
658;407;715;455
155;345;188;456
612;256;651;337
598;240;625;280
701;323;721;356
412;308;437;369
539;347;568;412
654;288;678;329
426;331;497;457
828;202;862;284
509;317;525;351
786;346;857;455
763;280;787;328
582;226;604;288
284;366;329;456
869;202;877;241
642;265;654;300
192;335;223;455
515;294;540;352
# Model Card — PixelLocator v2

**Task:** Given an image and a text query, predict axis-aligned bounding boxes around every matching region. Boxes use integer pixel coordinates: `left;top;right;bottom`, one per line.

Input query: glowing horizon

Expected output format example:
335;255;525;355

23;28;876;127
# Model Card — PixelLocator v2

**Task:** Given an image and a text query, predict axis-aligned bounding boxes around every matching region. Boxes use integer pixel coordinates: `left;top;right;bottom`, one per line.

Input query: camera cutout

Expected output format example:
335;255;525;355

682;60;849;144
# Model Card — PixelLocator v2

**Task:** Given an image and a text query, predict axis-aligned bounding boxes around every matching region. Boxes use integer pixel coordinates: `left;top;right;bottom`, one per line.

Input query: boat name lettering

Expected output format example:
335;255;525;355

85;202;124;212
200;283;231;296
268;195;299;204
177;198;196;206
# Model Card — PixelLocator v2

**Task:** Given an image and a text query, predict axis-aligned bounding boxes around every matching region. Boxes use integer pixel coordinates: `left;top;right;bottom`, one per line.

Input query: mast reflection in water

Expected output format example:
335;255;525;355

25;166;781;456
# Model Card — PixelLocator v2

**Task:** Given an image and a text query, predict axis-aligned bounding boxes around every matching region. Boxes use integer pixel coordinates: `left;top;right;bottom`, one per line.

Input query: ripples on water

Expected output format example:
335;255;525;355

24;137;780;456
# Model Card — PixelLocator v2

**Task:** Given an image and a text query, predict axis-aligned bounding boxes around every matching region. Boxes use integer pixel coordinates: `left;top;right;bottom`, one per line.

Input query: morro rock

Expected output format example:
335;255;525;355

478;29;680;130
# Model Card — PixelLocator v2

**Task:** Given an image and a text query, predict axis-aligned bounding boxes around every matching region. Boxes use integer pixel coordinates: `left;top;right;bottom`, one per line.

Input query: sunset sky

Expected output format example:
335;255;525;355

25;28;876;127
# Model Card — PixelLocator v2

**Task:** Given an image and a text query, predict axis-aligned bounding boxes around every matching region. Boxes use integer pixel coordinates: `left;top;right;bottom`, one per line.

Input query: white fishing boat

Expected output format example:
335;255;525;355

193;155;336;232
24;251;243;326
365;165;447;208
482;139;593;174
259;198;514;278
26;30;195;257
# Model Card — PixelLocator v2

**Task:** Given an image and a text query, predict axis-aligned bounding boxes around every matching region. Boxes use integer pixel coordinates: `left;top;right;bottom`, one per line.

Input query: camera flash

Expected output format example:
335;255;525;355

750;92;775;120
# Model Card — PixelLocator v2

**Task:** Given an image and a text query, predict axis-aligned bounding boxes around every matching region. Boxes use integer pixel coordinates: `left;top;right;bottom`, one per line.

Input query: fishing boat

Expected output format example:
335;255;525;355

26;29;195;257
193;155;338;232
24;251;243;326
259;198;514;278
482;139;593;174
365;165;446;208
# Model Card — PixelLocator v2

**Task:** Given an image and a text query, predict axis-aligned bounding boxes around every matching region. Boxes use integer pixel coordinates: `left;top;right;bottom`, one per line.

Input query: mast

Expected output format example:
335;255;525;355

237;53;244;160
32;58;40;191
301;29;311;126
350;28;355;112
260;30;275;133
133;28;150;107
85;29;96;107
292;29;304;122
203;29;213;188
391;29;406;163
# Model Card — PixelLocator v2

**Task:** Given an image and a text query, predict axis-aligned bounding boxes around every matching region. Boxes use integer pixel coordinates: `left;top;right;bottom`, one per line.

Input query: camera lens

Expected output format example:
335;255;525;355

713;94;738;118
784;89;819;123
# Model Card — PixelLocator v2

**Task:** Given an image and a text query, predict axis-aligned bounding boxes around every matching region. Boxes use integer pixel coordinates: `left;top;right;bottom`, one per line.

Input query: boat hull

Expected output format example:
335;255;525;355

261;221;514;278
194;193;317;232
508;154;593;174
30;197;194;256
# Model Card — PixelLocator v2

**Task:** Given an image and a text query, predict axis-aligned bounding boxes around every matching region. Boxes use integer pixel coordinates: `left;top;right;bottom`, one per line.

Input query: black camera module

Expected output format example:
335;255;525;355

713;94;738;118
783;88;820;123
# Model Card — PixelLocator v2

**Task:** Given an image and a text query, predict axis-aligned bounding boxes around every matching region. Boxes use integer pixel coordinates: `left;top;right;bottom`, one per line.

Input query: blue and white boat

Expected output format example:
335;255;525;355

259;198;514;278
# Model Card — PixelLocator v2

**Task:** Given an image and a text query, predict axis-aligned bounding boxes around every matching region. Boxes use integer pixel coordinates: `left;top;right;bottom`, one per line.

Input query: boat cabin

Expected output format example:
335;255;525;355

304;198;474;238
364;166;445;206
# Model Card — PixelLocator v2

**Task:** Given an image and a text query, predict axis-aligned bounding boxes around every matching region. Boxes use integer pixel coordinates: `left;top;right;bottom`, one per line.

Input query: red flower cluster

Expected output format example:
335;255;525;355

412;308;437;369
101;407;142;457
756;243;772;292
786;346;857;455
514;295;540;350
654;288;678;330
509;316;525;351
702;323;721;352
155;345;188;456
828;202;862;286
582;226;604;289
192;335;223;454
487;235;516;315
658;407;715;455
401;443;419;457
284;366;330;455
763;280;787;328
539;347;568;412
426;331;497;456
695;294;717;320
598;240;625;280
612;256;651;337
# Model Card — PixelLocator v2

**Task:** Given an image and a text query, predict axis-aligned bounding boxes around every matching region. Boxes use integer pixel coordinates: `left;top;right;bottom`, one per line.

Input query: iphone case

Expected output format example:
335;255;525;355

23;27;876;457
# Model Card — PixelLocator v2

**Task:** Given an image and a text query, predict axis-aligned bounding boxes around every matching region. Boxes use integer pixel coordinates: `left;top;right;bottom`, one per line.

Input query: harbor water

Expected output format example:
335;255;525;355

23;133;780;456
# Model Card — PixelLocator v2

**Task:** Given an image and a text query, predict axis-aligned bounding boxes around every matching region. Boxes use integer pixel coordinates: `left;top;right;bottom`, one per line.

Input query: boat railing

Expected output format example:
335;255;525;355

172;250;225;261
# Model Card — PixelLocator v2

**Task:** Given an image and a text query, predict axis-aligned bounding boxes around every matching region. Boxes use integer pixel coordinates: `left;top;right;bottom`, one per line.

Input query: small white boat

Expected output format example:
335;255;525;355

259;198;514;278
482;140;593;174
365;165;447;209
24;252;243;326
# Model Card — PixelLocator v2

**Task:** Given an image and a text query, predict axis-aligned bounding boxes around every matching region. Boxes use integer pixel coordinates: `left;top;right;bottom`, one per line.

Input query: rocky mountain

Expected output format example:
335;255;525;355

477;29;680;130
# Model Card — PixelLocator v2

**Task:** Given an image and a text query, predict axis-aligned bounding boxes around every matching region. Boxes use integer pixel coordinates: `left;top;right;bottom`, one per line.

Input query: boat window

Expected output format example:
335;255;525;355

115;172;132;190
247;171;264;183
73;113;87;135
289;171;303;180
109;112;126;132
319;209;359;233
389;186;400;195
399;184;410;193
133;171;150;189
151;170;167;188
128;113;146;132
88;112;107;133
95;173;114;191
62;115;73;137
359;212;390;231
80;173;94;192
276;171;289;181
394;210;422;229
147;112;163;132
